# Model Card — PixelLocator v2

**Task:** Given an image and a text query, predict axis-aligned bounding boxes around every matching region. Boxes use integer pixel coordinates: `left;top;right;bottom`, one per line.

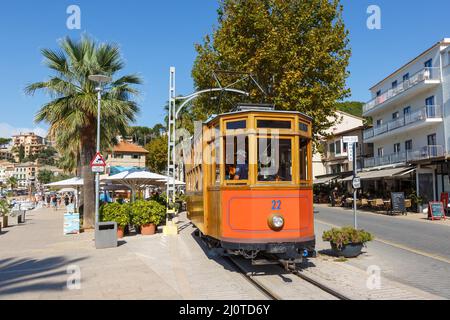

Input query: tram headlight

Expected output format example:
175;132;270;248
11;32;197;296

268;214;285;231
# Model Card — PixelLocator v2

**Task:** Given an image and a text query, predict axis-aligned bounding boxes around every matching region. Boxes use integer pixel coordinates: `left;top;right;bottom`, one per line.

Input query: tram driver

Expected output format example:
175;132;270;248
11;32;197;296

233;149;248;180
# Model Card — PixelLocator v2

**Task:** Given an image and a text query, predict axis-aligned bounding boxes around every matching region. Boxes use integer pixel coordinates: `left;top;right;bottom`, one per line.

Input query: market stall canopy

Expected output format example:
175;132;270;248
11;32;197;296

341;167;415;181
104;170;167;184
313;175;338;185
45;177;83;187
104;170;168;201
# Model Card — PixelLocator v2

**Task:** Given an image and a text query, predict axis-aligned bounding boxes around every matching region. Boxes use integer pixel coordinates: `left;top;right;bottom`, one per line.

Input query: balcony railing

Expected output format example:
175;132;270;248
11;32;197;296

363;68;440;114
364;145;444;168
363;105;442;140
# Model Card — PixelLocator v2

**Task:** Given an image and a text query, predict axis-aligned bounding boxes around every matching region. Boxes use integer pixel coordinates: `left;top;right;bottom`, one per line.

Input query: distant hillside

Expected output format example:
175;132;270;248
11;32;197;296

336;101;364;117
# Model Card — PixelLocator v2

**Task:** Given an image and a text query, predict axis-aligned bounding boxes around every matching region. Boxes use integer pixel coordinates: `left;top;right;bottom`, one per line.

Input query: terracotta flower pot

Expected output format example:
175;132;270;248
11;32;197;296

141;223;156;235
117;227;125;239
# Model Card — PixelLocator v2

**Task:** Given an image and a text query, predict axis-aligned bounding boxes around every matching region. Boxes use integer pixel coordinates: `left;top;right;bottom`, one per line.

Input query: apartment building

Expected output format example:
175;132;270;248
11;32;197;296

362;38;450;203
313;111;370;184
0;146;13;162
13;162;38;188
0;161;14;185
12;132;45;161
322;126;374;175
106;141;148;168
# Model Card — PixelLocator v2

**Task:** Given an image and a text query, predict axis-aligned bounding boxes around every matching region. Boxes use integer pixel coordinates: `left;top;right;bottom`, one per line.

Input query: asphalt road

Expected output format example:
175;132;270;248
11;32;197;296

314;206;450;298
315;206;450;260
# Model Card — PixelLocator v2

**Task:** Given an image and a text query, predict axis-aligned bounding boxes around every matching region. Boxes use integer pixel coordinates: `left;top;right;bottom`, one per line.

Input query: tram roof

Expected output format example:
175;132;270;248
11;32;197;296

204;103;312;125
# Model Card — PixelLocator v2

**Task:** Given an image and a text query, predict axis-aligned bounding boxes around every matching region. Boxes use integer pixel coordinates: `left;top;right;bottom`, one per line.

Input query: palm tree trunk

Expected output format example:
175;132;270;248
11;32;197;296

81;131;96;229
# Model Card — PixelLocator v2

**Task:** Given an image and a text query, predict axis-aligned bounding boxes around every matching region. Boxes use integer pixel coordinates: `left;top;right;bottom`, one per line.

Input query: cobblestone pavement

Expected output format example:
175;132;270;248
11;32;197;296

314;206;450;299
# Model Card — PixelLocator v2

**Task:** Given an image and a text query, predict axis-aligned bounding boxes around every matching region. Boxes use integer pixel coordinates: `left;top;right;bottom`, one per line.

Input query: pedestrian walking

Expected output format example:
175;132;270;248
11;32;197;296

331;187;338;207
51;195;57;211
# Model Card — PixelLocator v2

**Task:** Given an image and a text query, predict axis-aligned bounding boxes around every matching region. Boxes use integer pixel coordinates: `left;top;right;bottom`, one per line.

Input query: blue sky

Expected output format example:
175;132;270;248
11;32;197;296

1;0;450;137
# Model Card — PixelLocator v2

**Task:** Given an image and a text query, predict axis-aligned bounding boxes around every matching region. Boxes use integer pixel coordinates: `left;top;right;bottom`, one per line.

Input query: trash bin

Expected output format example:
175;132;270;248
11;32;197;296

95;222;118;249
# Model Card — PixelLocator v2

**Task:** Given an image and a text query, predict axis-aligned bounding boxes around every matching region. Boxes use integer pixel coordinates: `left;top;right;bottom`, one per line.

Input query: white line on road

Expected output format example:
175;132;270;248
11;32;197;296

315;218;450;265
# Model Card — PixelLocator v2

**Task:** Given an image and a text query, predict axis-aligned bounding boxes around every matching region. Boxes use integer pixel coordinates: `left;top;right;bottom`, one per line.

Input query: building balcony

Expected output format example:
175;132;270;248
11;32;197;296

363;105;442;142
363;68;441;116
364;145;444;168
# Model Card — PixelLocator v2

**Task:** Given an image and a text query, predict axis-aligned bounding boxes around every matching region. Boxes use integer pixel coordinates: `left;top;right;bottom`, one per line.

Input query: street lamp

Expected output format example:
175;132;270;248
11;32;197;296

88;74;112;225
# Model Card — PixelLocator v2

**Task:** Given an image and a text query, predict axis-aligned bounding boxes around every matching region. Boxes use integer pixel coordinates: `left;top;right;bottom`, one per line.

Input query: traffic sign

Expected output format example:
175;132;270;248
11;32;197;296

90;152;106;167
343;136;358;144
352;176;361;189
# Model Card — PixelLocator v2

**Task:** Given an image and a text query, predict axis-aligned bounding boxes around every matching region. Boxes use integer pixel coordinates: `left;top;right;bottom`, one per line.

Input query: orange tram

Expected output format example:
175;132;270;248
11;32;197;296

185;104;315;266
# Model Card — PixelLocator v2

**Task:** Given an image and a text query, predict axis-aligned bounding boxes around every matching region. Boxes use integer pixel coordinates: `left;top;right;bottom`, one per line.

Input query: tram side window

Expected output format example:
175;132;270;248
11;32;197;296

225;135;249;181
300;138;309;181
257;138;292;182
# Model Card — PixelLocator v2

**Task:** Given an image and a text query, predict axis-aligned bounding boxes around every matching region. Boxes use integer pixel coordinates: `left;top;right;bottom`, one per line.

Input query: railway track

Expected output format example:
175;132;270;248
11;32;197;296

223;256;280;300
224;256;351;300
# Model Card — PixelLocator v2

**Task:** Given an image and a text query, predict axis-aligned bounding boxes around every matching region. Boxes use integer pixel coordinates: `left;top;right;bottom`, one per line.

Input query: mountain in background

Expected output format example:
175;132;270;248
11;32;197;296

336;101;364;117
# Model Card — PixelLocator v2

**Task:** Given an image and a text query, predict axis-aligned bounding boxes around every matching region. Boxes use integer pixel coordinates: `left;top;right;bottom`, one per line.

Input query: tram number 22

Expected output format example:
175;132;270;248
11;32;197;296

271;200;282;211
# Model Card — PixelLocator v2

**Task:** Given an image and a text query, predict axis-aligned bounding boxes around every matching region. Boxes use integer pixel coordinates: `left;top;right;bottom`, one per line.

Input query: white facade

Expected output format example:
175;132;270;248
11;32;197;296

313;111;364;179
362;39;450;202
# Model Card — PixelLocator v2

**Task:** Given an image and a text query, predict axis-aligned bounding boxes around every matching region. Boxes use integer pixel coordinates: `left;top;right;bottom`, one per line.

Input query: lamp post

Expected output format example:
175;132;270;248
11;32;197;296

88;74;112;225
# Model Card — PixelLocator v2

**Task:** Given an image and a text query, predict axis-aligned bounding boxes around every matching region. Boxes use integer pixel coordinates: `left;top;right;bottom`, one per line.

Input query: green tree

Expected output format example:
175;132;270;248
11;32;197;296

35;146;57;165
192;0;351;138
145;135;168;173
26;36;142;229
0;138;11;146
37;169;54;185
7;177;18;190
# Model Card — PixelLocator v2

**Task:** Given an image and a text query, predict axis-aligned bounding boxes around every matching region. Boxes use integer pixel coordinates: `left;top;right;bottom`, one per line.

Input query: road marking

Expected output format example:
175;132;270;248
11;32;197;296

315;218;450;265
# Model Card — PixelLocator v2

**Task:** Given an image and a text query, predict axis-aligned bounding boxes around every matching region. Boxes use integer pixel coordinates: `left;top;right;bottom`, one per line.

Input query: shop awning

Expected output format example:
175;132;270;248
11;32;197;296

341;167;415;181
313;175;338;185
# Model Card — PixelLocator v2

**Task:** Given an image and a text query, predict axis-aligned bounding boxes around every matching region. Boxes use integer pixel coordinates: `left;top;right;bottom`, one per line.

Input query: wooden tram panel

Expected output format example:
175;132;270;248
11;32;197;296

185;106;314;247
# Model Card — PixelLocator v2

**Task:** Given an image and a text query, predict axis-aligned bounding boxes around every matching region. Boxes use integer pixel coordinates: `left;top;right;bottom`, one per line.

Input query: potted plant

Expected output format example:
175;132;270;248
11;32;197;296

101;202;130;239
410;191;424;213
0;199;10;229
322;226;373;258
131;200;165;235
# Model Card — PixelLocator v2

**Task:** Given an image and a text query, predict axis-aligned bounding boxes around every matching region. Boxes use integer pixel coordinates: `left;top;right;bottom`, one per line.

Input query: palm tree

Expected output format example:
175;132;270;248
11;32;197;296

7;177;18;190
26;36;142;228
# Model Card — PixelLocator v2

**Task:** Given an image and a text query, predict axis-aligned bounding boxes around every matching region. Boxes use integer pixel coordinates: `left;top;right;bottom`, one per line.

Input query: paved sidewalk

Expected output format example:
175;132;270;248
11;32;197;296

0;206;445;300
0;207;265;300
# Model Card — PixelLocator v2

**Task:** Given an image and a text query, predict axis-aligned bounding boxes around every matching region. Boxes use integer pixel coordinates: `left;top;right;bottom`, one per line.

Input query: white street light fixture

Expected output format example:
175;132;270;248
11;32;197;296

88;74;112;226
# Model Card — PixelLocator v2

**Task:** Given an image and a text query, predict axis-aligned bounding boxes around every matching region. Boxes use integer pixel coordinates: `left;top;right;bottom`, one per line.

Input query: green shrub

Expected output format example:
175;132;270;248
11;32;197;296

0;199;10;217
149;193;166;206
100;202;131;228
131;200;166;227
322;226;373;250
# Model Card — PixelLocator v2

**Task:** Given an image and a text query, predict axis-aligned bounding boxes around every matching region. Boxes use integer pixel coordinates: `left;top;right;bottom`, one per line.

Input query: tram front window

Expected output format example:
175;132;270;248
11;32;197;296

258;138;292;182
225;136;249;181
